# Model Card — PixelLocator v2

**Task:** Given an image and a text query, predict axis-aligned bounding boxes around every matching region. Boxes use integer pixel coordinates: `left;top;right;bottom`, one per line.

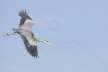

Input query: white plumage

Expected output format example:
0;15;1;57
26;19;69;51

0;10;53;57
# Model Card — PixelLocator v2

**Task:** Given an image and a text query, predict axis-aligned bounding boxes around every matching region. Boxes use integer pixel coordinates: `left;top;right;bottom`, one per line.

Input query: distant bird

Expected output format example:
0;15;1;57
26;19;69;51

0;10;53;57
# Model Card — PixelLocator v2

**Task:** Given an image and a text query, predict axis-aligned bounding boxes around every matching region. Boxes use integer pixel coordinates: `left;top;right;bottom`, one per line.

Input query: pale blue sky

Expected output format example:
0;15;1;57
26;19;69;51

0;0;108;72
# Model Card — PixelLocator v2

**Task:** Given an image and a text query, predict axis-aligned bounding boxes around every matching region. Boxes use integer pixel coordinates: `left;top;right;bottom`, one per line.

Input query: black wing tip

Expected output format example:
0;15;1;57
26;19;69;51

28;45;38;58
31;53;38;58
32;55;39;58
19;9;27;16
21;35;38;58
19;9;31;19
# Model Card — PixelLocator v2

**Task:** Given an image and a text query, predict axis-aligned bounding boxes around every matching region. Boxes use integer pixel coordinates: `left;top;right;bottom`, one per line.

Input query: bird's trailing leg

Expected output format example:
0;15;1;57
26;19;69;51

0;32;16;37
36;39;54;46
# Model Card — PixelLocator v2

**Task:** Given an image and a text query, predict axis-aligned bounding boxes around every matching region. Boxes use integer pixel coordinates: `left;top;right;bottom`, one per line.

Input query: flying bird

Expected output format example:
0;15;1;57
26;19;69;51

0;10;53;57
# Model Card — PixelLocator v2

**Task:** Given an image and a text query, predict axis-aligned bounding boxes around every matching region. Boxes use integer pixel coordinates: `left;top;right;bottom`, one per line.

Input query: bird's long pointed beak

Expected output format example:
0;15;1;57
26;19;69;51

43;41;54;46
33;21;39;24
36;39;54;46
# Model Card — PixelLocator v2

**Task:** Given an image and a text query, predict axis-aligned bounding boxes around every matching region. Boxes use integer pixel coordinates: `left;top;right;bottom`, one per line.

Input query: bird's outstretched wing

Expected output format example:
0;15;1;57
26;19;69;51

19;10;32;26
19;10;34;31
20;35;38;57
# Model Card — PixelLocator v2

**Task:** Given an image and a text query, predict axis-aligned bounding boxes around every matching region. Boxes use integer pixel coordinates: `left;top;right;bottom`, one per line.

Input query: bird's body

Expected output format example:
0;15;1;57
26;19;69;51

13;28;36;46
0;10;53;57
13;10;38;57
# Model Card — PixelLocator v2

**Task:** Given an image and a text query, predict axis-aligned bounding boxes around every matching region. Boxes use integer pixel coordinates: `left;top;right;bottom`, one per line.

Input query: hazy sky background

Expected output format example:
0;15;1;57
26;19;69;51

0;0;108;72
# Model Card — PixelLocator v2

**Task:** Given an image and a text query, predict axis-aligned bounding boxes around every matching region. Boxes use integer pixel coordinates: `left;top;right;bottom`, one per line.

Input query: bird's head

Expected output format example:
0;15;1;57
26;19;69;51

42;40;54;46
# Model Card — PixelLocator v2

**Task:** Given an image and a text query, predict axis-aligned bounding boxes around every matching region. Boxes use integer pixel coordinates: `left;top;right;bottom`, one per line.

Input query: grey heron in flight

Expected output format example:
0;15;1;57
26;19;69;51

0;10;53;57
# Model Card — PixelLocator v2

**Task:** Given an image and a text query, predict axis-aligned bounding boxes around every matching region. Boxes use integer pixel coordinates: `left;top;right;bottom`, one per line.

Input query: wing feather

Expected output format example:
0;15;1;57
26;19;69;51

20;35;38;57
19;10;32;26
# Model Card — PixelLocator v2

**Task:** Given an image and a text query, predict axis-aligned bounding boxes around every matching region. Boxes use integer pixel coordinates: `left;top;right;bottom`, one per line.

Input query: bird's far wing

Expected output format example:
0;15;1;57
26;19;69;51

20;35;38;57
19;10;35;31
19;10;32;26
